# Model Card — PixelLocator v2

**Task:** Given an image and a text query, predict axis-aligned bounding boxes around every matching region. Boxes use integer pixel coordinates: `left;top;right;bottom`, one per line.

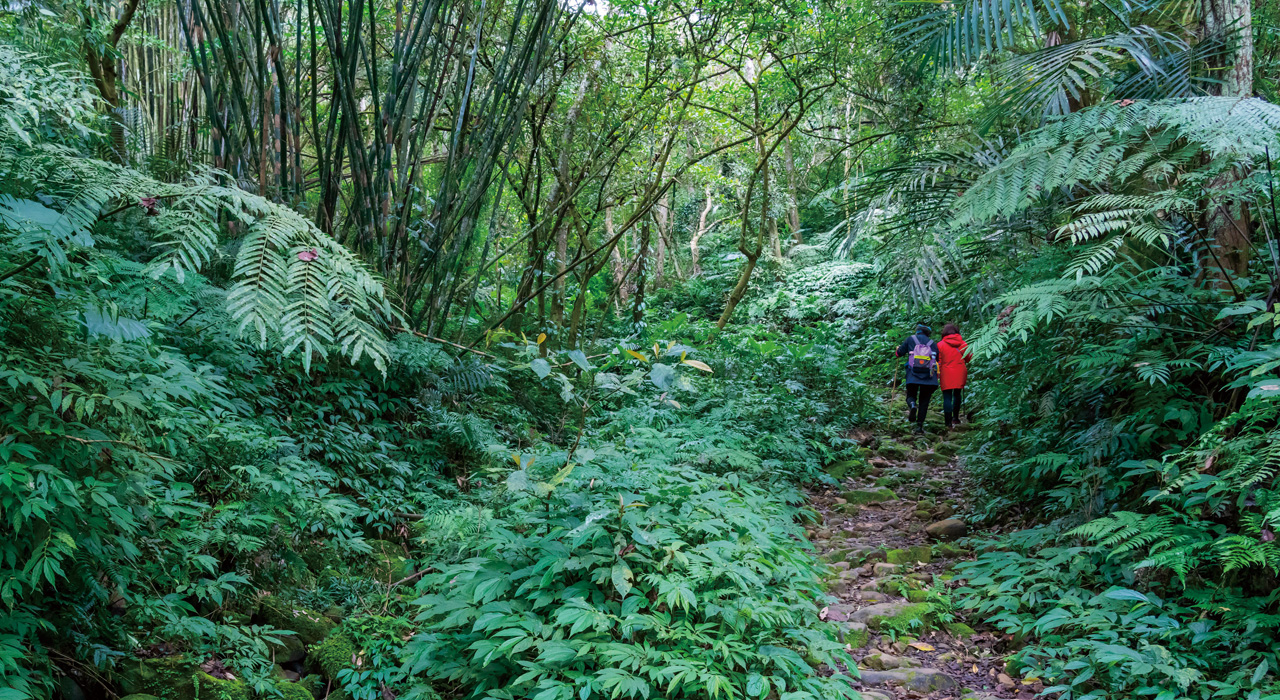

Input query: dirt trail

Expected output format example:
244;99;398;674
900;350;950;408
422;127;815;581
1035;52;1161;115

804;420;1042;700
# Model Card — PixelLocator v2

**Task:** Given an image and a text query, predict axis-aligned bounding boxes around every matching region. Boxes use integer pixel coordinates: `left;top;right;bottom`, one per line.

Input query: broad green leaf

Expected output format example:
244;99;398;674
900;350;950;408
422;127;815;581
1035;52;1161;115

507;469;534;492
530;358;552;379
567;349;592;371
1102;588;1150;604
611;562;633;597
649;363;674;391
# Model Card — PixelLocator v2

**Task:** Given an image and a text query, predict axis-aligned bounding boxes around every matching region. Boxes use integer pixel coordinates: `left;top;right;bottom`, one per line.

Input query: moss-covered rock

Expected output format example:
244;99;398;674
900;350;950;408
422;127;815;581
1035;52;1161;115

885;545;932;565
118;656;198;699
260;597;336;645
894;468;924;482
278;681;316;700
859;668;956;692
311;630;357;680
946;622;976;638
838;621;870;648
300;675;327;700
920;452;949;466
194;672;251;700
862;652;921;670
826;459;864;480
851;601;933;631
876;443;909;460
906;589;931;603
873;477;894;487
912;509;932;521
366;539;412;582
296;542;341;574
934;543;969;559
841;488;896;505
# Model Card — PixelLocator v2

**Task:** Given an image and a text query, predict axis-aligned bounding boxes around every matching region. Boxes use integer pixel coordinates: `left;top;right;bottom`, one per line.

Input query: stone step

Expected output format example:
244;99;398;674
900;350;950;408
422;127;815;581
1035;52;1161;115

856;667;957;692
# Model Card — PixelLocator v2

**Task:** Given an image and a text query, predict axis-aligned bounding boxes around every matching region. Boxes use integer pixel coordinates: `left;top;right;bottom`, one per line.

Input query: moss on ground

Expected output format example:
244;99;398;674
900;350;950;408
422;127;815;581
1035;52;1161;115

278;681;316;700
366;539;411;582
118;656;198;699
865;602;932;631
194;672;250;700
842;622;870;648
920;452;949;466
826;459;866;480
934;543;970;559
311;630;358;681
260;596;336;645
886;545;932;565
841;488;896;505
877;443;909;459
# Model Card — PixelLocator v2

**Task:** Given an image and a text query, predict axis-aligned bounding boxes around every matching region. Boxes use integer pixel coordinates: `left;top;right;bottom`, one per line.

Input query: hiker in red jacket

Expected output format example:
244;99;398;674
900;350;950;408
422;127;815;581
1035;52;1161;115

937;322;969;430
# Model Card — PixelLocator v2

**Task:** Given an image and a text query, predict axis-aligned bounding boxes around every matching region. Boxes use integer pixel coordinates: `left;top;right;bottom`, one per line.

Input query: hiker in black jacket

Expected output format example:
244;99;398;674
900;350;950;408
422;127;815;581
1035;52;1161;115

895;324;939;434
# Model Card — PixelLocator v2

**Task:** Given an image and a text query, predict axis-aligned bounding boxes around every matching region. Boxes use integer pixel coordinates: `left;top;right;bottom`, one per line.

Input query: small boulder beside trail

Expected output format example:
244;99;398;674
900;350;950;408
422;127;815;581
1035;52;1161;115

925;518;968;541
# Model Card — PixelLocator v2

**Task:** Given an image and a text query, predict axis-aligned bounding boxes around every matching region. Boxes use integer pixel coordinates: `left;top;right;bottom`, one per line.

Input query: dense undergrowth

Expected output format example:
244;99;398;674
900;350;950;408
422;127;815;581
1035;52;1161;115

0;52;879;700
6;0;1280;694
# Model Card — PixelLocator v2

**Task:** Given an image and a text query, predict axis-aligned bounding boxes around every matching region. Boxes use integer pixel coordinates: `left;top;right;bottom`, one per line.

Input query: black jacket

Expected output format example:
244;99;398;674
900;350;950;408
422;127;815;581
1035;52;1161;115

895;333;939;386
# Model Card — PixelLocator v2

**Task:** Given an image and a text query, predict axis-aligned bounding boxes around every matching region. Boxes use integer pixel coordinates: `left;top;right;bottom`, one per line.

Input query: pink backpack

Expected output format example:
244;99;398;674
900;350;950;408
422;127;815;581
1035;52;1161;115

909;335;936;379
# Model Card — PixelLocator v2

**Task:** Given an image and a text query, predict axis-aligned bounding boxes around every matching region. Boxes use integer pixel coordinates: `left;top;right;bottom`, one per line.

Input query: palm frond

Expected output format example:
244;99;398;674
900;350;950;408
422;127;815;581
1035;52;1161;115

896;0;1070;69
985;27;1179;126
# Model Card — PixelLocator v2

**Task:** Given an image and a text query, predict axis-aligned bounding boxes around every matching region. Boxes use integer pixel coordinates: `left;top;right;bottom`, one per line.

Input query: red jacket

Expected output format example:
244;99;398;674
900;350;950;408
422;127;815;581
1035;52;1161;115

937;333;968;390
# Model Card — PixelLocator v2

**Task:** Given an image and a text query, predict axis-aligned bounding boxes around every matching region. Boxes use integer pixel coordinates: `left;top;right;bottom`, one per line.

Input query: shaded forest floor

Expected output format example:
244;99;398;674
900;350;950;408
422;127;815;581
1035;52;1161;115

805;398;1039;700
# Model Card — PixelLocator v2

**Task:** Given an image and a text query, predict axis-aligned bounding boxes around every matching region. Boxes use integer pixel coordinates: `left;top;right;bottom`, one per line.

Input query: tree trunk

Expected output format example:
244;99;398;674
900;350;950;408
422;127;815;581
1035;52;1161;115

549;55;599;329
552;221;569;327
716;253;758;329
783;134;802;244
690;186;713;278
720;126;772;329
607;207;631;304
632;220;651;329
1201;0;1254;282
83;0;142;164
768;215;782;259
654;191;669;284
1202;0;1253;97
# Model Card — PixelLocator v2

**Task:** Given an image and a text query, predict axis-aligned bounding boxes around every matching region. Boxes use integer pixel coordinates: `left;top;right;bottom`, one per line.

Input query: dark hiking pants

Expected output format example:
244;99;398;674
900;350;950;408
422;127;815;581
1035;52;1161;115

942;388;963;426
906;383;936;429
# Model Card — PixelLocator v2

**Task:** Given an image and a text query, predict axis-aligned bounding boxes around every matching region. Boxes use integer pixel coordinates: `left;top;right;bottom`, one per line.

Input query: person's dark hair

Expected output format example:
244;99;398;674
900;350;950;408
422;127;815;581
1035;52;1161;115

942;322;960;336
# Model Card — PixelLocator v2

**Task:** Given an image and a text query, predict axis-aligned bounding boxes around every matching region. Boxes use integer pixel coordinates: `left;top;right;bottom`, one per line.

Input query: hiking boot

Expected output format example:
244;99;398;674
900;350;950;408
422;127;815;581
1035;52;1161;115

913;425;925;435
908;408;917;422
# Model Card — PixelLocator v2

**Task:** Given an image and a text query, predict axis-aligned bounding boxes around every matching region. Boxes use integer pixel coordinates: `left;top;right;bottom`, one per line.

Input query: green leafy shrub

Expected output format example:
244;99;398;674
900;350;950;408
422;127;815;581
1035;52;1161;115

955;529;1280;699
403;451;855;700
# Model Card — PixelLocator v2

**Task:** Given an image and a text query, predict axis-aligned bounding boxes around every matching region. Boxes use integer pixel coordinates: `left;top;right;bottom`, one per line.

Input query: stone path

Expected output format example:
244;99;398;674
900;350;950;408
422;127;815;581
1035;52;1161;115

804;423;1044;700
